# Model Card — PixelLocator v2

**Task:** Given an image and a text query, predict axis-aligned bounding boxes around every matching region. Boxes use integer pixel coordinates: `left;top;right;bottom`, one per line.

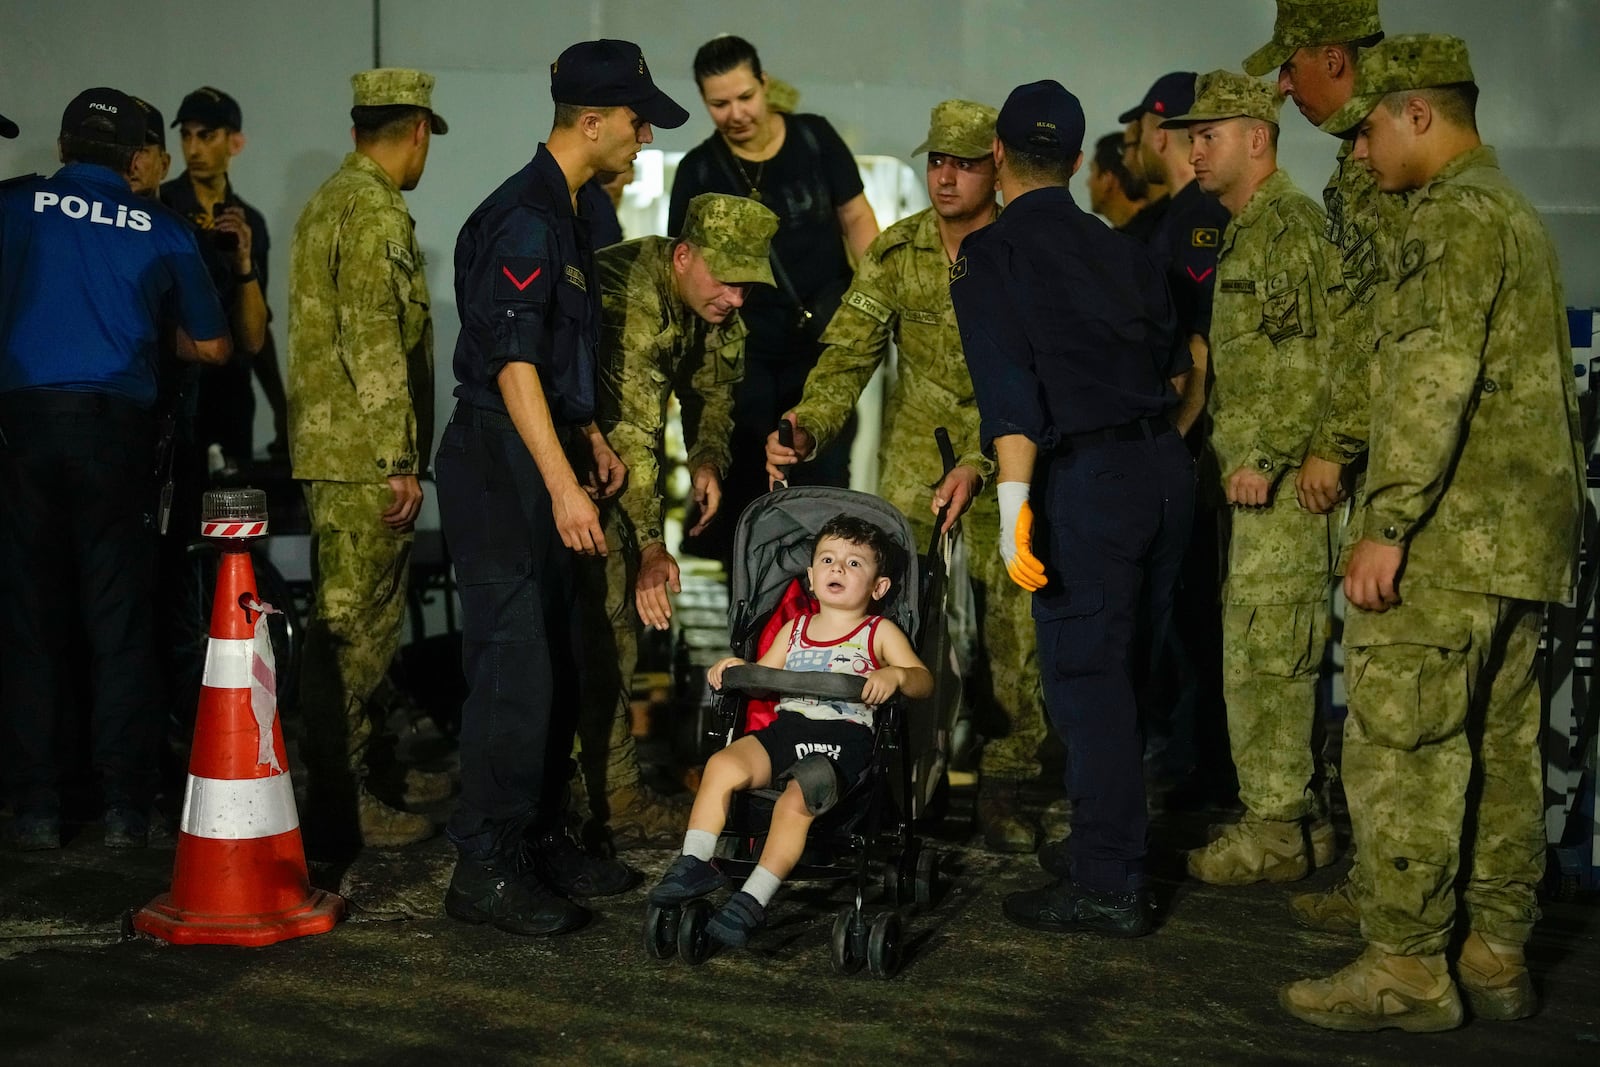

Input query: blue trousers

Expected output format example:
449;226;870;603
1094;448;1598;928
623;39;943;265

435;405;584;853
1034;430;1194;892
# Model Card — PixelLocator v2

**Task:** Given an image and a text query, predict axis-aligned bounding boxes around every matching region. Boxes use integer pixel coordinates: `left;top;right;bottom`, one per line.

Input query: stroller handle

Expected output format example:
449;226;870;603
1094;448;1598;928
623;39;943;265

720;664;867;702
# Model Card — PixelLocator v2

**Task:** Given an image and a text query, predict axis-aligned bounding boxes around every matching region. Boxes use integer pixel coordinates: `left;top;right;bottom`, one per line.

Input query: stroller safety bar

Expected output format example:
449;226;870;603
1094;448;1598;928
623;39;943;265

720;664;868;703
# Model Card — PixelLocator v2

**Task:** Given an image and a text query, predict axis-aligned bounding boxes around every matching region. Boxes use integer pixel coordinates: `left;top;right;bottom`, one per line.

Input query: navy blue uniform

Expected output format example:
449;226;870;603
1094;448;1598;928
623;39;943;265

0;163;226;819
1147;179;1229;342
951;186;1194;893
436;144;599;850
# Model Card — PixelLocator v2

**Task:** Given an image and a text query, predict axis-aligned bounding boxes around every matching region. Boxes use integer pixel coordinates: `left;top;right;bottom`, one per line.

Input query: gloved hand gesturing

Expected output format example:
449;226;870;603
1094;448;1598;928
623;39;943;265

996;481;1046;591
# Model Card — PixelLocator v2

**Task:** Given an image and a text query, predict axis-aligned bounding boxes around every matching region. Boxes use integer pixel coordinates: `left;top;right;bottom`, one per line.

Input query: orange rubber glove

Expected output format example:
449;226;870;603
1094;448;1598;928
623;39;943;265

997;482;1047;591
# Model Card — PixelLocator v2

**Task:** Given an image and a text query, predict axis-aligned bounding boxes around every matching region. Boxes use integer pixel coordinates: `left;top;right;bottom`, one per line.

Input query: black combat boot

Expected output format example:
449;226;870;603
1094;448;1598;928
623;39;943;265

445;837;590;937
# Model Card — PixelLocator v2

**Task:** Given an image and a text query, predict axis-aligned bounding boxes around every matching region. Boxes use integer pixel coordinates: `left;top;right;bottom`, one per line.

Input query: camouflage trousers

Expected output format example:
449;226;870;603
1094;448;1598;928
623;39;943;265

1221;599;1328;821
573;505;642;803
1342;585;1545;954
298;481;412;782
879;459;1046;782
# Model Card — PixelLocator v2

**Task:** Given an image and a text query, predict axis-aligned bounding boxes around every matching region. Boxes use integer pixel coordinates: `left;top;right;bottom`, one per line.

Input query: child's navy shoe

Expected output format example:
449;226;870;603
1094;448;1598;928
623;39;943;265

647;854;728;906
707;891;766;947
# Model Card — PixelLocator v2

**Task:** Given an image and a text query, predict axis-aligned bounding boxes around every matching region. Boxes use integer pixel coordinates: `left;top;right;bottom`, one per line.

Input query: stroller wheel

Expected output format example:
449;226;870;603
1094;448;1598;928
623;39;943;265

643;902;680;960
678;899;715;965
914;848;940;910
831;905;866;975
867;911;902;978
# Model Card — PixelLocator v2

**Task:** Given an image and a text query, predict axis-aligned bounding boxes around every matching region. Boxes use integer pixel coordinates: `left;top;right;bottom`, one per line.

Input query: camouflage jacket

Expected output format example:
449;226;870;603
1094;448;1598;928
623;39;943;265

1362;146;1583;601
596;236;746;547
1209;169;1339;489
1309;140;1407;464
288;152;433;482
793;207;993;485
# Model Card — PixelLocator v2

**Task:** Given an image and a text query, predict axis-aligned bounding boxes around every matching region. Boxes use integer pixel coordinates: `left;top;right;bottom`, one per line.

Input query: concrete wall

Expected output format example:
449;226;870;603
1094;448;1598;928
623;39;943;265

4;0;1598;468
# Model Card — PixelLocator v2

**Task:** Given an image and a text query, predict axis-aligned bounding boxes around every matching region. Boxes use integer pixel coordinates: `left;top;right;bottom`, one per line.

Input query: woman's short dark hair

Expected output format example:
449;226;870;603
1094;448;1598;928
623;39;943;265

693;35;763;88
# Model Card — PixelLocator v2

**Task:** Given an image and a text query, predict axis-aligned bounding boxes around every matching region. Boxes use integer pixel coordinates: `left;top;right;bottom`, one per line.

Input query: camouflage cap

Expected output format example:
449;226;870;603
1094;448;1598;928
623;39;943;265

1242;0;1384;77
351;68;448;134
911;98;998;159
680;193;778;286
765;76;800;115
1319;33;1475;136
1161;69;1284;127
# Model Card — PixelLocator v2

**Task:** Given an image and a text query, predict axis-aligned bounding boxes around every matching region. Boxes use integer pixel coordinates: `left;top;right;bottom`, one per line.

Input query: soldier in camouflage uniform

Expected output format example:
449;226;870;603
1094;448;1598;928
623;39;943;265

575;193;778;847
1159;72;1340;886
1279;36;1585;1031
764;100;1049;852
1245;0;1401;931
288;69;445;849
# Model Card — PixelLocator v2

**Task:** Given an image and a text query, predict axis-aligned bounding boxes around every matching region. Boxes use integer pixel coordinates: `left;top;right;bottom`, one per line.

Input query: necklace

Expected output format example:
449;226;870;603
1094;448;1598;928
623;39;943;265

729;150;766;203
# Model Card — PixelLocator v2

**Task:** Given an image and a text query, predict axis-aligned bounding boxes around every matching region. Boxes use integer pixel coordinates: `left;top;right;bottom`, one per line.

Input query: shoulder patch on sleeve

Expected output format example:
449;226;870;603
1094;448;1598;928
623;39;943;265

844;289;894;324
386;239;416;273
495;257;549;302
1190;227;1219;248
949;256;968;283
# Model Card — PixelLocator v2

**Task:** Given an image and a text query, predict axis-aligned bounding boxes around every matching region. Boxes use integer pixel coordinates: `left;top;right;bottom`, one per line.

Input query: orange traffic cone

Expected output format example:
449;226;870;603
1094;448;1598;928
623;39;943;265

134;489;344;946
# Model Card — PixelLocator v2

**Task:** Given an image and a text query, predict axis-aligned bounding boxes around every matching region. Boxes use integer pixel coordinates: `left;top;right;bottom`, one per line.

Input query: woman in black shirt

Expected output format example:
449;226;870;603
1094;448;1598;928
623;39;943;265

669;35;878;562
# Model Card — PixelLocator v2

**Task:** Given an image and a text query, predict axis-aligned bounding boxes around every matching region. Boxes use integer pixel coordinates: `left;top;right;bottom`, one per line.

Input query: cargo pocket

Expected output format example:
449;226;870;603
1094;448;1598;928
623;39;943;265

1344;610;1472;750
1033;579;1106;678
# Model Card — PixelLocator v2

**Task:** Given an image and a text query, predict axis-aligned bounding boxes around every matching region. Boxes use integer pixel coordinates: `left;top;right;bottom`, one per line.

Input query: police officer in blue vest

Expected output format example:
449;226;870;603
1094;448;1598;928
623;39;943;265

0;88;230;850
436;40;689;937
951;80;1195;936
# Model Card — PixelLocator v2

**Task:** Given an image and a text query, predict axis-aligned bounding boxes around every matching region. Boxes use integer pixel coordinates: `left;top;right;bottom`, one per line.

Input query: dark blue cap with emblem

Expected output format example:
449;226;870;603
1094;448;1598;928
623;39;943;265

996;79;1085;160
1117;71;1199;124
550;39;689;129
60;87;145;147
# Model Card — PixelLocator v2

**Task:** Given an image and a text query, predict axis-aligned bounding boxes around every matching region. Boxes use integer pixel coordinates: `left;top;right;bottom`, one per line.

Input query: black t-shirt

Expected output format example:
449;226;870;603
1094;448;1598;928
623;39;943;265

669;113;863;358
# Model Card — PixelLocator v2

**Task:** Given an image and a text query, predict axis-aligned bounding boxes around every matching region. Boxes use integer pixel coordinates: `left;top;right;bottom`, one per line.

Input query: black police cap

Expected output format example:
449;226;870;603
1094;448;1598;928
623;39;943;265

550;39;689;129
172;87;242;131
996;79;1085;160
60;88;145;148
1117;71;1199;125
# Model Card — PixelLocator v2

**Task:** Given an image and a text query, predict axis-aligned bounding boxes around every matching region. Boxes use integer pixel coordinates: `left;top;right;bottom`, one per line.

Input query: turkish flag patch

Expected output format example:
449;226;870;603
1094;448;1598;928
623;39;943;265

495;257;549;301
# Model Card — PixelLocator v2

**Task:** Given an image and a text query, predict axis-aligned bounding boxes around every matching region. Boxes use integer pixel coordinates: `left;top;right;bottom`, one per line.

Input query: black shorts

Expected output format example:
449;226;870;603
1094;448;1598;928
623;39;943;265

753;711;874;792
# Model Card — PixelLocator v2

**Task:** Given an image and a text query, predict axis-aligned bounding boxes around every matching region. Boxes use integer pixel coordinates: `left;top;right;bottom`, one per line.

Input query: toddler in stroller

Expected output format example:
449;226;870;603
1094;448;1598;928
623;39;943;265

647;512;932;950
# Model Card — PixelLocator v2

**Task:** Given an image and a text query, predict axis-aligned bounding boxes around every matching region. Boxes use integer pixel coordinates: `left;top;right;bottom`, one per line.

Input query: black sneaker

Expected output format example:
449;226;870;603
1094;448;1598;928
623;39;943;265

1002;879;1154;938
104;806;149;848
647;854;729;906
532;830;642;898
706;891;766;948
444;845;590;937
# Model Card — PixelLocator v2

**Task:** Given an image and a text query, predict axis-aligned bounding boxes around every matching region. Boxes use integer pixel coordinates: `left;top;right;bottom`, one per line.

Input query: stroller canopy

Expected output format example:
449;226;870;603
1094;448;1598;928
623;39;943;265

728;486;920;642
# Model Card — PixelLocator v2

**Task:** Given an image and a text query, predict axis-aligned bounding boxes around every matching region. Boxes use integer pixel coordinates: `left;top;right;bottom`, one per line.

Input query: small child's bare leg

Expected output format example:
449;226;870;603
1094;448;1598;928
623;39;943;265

687;735;772;836
753;779;815;881
707;780;814;947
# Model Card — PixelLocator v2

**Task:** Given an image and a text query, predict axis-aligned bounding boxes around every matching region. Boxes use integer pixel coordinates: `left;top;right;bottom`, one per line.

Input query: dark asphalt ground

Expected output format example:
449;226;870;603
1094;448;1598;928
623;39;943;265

2;802;1597;1067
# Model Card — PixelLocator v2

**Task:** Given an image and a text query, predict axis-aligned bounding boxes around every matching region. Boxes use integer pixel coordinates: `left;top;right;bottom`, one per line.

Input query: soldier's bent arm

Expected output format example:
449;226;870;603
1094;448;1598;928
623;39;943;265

334;198;421;474
794;239;901;453
1307;307;1373;466
605;319;675;547
683;322;744;488
1362;201;1501;544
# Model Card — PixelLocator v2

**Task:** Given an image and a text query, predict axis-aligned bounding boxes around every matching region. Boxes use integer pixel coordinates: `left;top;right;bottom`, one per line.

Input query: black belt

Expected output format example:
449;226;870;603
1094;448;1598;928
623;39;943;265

452;402;582;442
1058;415;1175;451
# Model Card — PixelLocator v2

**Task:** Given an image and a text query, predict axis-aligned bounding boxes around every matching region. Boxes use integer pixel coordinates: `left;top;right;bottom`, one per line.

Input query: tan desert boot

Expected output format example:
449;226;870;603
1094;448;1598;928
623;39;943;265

1187;814;1309;885
358;789;434;848
1456;930;1537;1021
1280;944;1464;1032
1290;873;1362;933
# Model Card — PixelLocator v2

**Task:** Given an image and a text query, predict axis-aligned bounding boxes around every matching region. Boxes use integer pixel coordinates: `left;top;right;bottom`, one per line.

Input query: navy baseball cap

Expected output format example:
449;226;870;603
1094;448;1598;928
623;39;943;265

0;112;17;139
550;39;689;129
60;87;146;147
173;86;242;131
1117;71;1199;124
996;79;1085;160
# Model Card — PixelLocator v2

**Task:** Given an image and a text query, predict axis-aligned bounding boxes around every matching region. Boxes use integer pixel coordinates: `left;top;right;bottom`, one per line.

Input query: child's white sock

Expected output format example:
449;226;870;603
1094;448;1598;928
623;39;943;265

742;864;783;907
681;829;716;862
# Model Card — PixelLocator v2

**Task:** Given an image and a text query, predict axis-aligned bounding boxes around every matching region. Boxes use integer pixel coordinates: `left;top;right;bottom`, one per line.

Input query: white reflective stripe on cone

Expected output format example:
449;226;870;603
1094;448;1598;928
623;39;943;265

201;637;253;689
180;773;299;839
